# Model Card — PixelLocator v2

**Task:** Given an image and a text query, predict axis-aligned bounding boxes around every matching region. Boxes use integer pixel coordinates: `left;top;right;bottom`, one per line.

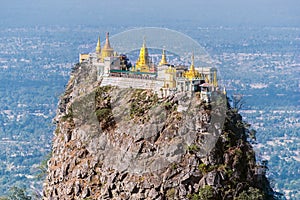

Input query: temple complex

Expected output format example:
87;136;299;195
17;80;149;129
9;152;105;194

79;32;221;101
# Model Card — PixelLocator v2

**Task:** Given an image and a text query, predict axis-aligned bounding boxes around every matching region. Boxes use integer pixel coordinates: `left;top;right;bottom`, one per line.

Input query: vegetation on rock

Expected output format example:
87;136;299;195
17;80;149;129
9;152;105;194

42;63;278;200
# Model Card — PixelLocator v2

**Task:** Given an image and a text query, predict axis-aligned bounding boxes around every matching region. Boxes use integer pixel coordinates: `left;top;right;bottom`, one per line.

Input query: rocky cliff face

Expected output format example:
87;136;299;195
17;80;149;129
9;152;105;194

43;63;274;199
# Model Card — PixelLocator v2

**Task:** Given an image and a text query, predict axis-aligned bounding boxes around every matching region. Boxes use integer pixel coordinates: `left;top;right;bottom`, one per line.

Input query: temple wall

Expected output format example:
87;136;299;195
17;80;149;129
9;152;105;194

100;77;164;93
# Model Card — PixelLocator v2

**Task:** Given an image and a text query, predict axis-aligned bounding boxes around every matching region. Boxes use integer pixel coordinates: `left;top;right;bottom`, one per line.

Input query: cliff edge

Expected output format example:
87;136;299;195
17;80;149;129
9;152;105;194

43;63;275;199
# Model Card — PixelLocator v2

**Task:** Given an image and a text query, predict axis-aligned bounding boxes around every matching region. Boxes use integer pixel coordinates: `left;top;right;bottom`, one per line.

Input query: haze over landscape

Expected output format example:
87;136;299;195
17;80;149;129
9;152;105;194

1;0;300;27
0;0;299;199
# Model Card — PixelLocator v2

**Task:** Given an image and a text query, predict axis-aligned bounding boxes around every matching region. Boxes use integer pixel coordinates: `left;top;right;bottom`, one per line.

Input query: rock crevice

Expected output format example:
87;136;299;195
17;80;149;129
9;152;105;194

43;63;274;200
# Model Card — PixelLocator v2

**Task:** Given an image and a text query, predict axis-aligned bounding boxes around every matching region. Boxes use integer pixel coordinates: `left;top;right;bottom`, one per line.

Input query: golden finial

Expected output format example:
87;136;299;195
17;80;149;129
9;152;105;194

143;36;146;47
190;51;195;71
192;52;194;66
159;48;168;66
96;36;101;53
103;32;112;50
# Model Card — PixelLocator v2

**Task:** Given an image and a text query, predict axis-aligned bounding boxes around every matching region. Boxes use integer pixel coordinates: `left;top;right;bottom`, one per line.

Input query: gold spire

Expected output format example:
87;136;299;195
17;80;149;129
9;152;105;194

142;36;146;48
96;36;101;54
159;49;168;66
213;70;218;87
190;52;195;71
183;52;200;80
135;37;150;72
103;32;112;50
223;87;227;95
101;32;114;60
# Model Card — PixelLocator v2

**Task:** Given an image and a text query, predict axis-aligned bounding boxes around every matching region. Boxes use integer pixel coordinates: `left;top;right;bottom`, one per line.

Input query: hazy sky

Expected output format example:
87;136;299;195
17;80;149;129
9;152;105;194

1;0;299;27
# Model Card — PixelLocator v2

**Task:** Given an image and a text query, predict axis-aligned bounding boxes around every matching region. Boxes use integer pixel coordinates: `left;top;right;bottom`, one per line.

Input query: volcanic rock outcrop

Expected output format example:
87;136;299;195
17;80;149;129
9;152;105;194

43;63;274;199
